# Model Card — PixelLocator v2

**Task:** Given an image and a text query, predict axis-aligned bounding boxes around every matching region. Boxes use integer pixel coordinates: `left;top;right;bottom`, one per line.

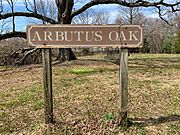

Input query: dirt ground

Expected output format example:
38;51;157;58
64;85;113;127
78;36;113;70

0;54;179;134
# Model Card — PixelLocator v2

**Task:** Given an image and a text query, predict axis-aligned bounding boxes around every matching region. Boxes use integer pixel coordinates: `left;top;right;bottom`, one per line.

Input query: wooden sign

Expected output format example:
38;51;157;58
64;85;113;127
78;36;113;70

26;24;144;124
27;25;143;48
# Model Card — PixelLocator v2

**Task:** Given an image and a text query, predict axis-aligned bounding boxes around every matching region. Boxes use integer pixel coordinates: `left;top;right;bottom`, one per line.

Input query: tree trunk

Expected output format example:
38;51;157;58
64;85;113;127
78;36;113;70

57;48;77;62
56;0;77;62
58;48;65;62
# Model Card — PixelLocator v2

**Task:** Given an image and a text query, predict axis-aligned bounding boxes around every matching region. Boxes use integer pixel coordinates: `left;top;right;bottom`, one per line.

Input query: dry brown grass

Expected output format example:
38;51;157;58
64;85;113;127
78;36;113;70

0;54;179;134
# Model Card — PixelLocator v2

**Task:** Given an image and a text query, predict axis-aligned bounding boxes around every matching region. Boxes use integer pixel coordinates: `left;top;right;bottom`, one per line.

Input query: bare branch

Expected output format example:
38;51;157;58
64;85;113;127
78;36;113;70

71;0;180;18
62;0;74;19
23;0;34;12
0;19;10;33
156;6;173;26
0;0;3;13
0;31;26;40
6;0;17;32
15;48;39;65
56;0;74;23
0;12;58;24
33;0;37;13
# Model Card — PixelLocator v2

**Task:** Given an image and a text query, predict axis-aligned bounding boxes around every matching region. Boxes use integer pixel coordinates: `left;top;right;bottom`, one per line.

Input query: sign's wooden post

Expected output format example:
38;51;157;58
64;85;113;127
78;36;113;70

119;48;128;127
42;48;53;124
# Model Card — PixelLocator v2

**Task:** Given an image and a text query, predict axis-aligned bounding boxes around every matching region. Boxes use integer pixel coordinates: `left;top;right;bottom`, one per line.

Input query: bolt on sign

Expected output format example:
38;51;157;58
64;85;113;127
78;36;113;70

27;25;143;48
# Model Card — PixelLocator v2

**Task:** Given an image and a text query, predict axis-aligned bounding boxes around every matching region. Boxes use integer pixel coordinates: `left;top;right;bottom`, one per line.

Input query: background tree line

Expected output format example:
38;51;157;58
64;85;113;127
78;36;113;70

0;0;180;66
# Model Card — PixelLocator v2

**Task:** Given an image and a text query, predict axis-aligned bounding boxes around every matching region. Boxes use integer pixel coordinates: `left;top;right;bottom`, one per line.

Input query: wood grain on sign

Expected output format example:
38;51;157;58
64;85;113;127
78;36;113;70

27;25;143;48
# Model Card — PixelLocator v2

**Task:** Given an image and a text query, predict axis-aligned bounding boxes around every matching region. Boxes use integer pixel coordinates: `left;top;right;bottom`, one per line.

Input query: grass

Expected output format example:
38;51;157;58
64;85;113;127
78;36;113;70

166;124;179;134
68;67;97;75
104;112;115;121
137;127;147;135
0;53;179;134
0;66;16;72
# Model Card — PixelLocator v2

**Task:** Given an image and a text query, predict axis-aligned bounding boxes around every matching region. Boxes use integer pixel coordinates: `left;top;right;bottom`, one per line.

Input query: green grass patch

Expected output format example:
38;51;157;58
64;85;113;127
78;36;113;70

0;111;5;118
0;66;6;71
69;67;97;75
129;53;180;60
68;67;117;75
0;66;16;72
33;100;44;110
166;124;180;134
0;83;43;109
137;127;147;135
104;112;115;121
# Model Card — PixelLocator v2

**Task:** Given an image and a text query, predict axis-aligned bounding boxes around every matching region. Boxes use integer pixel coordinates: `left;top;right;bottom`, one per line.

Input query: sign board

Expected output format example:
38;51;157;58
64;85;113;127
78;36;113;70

27;25;143;48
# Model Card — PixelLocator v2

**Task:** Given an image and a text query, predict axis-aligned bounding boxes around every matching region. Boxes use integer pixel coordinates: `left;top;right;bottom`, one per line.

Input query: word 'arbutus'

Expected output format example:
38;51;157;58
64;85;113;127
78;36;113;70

27;25;143;48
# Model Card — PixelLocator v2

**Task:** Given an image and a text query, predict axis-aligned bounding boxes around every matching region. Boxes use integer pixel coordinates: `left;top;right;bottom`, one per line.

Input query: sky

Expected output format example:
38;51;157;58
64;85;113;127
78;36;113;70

0;0;177;32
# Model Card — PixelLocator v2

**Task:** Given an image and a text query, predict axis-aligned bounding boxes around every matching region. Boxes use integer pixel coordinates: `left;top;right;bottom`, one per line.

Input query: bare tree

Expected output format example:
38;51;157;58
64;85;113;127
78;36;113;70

92;10;110;24
148;19;165;53
25;0;57;24
0;19;10;33
73;9;95;24
6;0;17;32
115;0;142;24
171;13;180;28
140;17;175;53
73;9;110;24
164;12;180;53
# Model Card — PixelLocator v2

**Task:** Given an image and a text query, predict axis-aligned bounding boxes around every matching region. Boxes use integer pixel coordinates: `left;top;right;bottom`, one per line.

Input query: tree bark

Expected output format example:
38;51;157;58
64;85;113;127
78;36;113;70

56;0;77;62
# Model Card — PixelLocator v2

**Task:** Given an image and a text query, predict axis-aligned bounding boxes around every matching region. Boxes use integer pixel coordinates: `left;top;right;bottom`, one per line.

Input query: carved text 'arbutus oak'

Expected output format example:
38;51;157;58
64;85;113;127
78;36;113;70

27;24;143;48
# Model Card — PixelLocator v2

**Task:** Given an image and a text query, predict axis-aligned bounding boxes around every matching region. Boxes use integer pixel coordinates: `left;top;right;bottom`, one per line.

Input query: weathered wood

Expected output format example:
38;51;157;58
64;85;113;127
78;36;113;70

27;25;143;48
42;48;53;124
119;48;128;127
